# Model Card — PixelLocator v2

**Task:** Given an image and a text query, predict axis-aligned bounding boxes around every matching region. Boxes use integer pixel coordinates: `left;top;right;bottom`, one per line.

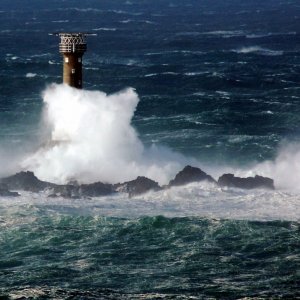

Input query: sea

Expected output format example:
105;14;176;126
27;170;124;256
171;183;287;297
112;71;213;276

0;0;300;299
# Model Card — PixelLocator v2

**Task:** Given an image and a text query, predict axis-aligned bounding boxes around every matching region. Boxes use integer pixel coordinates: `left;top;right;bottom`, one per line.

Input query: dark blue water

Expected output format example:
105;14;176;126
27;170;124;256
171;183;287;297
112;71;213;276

0;0;300;298
1;0;300;162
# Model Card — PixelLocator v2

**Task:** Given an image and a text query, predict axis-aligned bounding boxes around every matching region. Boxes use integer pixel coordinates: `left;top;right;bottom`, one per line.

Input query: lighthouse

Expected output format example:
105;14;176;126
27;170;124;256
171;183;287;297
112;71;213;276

54;33;89;89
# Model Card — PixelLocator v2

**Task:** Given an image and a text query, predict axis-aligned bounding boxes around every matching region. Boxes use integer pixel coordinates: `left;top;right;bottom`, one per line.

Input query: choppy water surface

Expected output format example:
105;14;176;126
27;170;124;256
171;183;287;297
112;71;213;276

1;201;299;299
0;187;300;299
1;0;300;298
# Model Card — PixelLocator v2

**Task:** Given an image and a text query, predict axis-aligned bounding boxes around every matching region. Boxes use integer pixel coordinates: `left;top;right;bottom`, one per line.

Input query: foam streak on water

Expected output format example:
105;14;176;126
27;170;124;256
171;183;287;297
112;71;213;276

0;201;299;299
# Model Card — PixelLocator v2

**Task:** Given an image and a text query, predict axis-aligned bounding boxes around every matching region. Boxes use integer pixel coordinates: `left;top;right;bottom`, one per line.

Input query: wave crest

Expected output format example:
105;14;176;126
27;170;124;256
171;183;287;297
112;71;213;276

22;84;187;185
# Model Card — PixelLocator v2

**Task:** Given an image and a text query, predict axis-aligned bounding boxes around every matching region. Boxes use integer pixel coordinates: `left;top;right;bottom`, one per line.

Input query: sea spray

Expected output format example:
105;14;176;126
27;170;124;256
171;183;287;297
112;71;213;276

253;143;300;190
22;84;188;184
19;83;300;191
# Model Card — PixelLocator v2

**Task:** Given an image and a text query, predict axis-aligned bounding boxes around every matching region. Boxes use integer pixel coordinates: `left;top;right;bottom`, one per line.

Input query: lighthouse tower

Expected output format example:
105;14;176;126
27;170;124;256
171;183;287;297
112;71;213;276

56;33;88;89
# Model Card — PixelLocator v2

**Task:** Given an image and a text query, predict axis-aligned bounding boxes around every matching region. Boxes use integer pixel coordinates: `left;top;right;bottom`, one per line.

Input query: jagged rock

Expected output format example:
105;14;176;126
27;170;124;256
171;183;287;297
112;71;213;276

168;165;216;187
0;171;54;192
116;176;161;197
218;173;275;190
0;188;20;197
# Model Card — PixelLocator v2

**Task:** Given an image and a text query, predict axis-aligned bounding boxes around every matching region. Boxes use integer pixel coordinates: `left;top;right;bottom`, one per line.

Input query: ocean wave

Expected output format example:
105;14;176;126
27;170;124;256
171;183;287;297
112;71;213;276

1;213;298;298
25;73;37;78
246;31;296;38
144;72;180;77
145;50;203;56
120;19;133;23
233;46;284;56
201;30;246;37
22;84;188;185
0;182;299;221
48;60;59;65
92;27;117;31
184;71;210;76
57;7;103;13
109;9;143;16
51;20;69;23
144;73;157;77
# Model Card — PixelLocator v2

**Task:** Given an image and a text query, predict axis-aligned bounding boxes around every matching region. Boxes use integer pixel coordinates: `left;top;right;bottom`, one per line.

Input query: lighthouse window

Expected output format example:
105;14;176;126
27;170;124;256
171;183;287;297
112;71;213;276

78;57;82;63
71;69;75;74
65;57;69;63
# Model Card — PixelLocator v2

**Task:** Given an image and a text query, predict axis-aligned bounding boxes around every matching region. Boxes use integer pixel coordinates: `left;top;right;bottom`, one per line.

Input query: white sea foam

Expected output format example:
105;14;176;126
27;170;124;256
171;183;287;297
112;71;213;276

0;183;299;221
18;82;300;190
252;143;300;191
92;28;117;31
120;19;133;23
52;20;69;23
22;84;188;185
234;46;283;56
26;73;37;78
184;71;209;76
202;30;245;38
246;32;296;39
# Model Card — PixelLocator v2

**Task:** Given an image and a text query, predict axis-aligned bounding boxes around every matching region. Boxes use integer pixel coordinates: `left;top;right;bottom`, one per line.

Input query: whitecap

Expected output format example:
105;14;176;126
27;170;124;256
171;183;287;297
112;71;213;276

233;46;283;56
246;32;296;38
120;19;133;23
52;20;69;23
92;27;117;31
145;73;158;77
184;71;209;76
202;30;245;38
26;73;37;78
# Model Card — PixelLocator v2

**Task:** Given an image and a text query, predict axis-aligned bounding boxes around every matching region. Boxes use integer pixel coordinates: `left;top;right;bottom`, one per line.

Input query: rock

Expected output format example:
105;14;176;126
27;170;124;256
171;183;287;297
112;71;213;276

49;182;115;198
0;188;20;197
218;173;275;190
79;182;115;197
49;184;81;199
116;176;161;197
168;165;216;187
0;171;54;192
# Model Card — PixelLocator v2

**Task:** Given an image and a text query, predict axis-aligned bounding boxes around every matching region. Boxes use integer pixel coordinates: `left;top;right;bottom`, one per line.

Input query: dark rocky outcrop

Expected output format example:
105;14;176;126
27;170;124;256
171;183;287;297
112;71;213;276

0;187;20;197
0;183;19;197
79;182;115;197
0;171;115;198
0;171;54;192
218;173;275;190
116;176;161;197
168;165;216;187
49;182;115;198
0;167;276;200
48;184;81;199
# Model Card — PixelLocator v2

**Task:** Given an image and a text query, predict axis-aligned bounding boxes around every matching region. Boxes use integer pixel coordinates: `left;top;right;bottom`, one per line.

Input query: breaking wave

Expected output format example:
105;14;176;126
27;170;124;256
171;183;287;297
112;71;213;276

233;46;284;56
13;84;300;196
22;84;189;185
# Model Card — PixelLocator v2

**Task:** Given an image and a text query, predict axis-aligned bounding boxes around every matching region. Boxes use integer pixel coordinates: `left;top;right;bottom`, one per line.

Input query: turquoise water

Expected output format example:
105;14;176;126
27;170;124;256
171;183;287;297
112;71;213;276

1;212;299;298
1;0;300;298
0;188;299;298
